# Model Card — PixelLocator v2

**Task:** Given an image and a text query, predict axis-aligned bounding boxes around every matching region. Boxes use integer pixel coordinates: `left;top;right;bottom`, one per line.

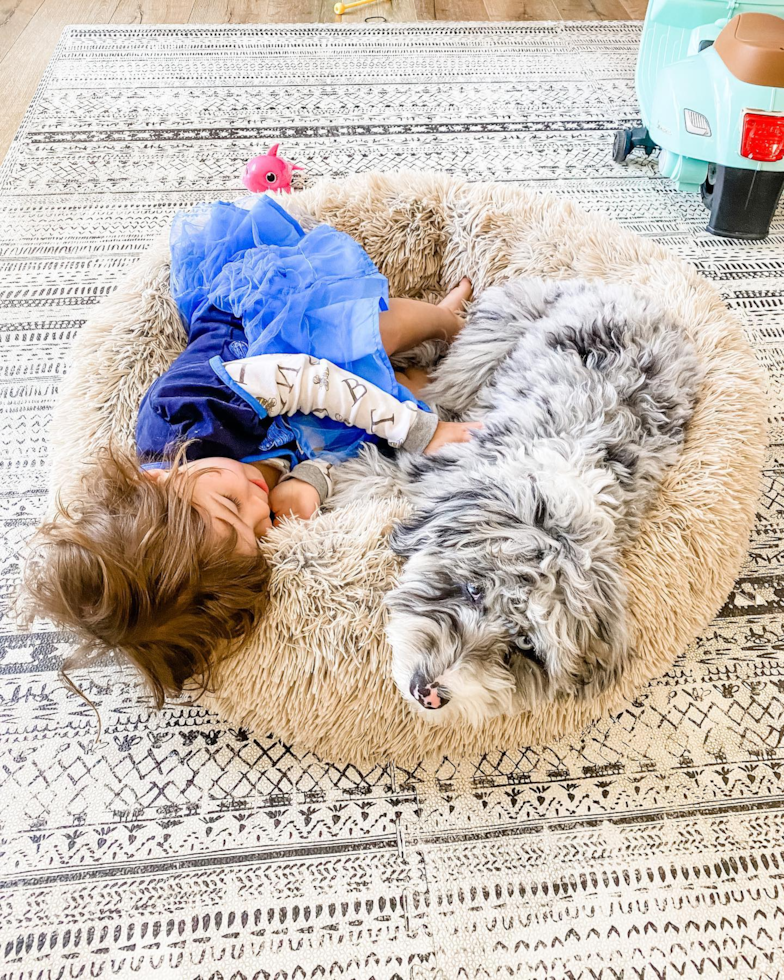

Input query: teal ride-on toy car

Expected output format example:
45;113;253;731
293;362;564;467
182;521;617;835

614;0;784;239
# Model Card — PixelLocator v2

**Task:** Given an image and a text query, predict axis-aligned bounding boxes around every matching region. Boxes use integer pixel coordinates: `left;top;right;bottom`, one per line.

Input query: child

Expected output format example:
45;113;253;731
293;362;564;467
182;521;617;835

24;194;477;712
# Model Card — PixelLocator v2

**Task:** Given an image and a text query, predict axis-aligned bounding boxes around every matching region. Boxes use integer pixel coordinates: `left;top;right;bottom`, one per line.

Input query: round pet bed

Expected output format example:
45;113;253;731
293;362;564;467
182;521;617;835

49;172;767;766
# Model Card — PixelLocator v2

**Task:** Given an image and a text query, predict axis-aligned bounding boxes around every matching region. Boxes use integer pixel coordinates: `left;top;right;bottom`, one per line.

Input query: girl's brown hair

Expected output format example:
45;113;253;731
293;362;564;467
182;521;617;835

22;445;269;722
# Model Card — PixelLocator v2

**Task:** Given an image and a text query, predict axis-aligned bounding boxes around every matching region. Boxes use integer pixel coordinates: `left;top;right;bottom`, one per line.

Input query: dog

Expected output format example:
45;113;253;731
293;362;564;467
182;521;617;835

382;277;703;725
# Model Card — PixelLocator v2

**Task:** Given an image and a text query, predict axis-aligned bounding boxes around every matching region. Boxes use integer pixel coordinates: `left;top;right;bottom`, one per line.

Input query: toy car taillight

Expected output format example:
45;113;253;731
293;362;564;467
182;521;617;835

741;111;784;162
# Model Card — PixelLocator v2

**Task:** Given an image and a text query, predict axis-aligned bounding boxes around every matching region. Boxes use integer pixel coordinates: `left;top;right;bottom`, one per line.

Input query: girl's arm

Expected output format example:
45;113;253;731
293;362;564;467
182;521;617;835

219;352;439;454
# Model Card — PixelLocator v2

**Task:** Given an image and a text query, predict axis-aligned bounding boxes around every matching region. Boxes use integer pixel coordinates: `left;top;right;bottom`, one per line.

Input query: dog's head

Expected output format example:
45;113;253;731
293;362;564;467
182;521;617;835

386;448;628;725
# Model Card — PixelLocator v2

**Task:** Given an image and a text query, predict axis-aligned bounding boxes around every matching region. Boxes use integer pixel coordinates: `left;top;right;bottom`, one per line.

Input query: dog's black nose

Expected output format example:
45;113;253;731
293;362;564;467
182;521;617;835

409;672;450;709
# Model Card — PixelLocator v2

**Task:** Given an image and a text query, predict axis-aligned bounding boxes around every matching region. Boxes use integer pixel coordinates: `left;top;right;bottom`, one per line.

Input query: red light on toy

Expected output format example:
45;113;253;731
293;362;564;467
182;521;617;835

740;111;784;162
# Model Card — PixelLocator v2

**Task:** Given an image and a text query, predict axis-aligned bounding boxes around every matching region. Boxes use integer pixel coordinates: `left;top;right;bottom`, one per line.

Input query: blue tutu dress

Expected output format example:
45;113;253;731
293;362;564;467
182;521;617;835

159;194;429;464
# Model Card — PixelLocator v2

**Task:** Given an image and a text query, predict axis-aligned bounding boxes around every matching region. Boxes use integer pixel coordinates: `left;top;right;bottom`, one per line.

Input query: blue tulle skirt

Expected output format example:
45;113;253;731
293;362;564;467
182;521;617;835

169;194;429;463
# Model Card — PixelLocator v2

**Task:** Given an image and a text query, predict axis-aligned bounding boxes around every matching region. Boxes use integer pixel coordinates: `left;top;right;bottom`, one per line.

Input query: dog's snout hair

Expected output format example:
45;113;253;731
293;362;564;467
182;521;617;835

382;277;702;725
387;557;520;725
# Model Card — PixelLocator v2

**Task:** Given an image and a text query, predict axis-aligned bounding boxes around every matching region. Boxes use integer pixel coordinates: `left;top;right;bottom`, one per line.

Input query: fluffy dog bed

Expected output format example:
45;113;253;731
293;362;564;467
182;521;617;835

49;172;767;766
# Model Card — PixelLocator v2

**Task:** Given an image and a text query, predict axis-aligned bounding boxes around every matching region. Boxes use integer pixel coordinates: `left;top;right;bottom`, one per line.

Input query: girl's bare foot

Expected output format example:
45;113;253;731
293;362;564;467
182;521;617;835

438;277;473;315
437;277;473;341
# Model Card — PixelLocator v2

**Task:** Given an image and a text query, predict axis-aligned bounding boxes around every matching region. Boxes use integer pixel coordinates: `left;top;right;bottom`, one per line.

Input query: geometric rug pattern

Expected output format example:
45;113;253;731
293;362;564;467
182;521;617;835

1;22;783;980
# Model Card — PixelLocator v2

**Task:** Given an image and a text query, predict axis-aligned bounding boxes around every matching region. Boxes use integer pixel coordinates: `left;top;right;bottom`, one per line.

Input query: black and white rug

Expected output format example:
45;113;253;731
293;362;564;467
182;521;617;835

1;22;783;980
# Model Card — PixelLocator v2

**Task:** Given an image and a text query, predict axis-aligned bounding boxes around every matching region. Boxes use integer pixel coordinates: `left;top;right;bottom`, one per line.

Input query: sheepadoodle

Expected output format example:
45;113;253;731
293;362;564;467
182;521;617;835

371;277;702;725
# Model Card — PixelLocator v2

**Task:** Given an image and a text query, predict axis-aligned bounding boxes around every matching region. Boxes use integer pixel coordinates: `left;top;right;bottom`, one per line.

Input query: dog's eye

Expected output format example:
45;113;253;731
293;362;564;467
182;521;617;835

461;582;484;605
505;635;545;669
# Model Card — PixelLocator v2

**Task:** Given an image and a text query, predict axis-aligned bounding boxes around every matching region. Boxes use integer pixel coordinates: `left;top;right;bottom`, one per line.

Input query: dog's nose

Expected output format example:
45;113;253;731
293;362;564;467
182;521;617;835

409;672;450;709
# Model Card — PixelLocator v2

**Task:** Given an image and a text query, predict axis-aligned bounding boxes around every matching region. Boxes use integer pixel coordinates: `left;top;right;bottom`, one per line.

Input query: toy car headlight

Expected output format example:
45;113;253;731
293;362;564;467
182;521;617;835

684;109;711;137
741;111;784;162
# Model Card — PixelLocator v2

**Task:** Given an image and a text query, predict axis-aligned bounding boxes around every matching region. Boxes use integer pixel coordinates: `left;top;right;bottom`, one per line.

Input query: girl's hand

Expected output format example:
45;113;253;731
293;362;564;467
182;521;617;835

269;478;321;524
424;420;483;455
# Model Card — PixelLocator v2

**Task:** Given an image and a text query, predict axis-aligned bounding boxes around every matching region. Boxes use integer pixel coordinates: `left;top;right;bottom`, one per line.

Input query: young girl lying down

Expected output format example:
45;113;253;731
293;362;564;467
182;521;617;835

24;195;477;711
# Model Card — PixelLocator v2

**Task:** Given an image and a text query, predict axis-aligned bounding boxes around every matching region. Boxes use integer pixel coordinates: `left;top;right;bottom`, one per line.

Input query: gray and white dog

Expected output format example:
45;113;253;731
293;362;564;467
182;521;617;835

384;277;702;725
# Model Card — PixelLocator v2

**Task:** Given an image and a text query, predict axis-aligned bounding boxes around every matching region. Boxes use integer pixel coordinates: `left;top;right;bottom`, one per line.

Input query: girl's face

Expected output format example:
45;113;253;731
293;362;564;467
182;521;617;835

148;458;272;554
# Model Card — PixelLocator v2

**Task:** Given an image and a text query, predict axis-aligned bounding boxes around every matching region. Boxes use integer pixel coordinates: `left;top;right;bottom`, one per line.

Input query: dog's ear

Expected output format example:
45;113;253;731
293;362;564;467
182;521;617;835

389;509;436;558
392;486;511;558
504;474;629;696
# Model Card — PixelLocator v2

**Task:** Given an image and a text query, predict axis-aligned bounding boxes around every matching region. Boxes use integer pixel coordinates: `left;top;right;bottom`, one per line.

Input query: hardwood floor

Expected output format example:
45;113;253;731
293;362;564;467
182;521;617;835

0;0;643;163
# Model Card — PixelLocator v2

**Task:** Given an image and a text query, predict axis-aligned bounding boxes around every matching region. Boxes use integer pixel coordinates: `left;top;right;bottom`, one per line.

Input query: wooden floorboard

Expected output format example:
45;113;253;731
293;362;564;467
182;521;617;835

111;0;196;24
188;0;272;24
0;0;643;164
436;0;488;18
0;0;47;62
554;0;631;20
336;0;418;23
485;0;560;21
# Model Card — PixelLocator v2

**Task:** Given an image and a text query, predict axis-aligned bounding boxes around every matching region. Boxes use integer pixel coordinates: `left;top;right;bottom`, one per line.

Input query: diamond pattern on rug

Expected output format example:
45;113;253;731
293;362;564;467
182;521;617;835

1;22;783;980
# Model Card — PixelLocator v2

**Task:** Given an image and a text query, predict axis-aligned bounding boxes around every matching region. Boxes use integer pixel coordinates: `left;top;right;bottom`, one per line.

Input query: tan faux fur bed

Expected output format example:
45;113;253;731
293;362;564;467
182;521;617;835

49;172;767;766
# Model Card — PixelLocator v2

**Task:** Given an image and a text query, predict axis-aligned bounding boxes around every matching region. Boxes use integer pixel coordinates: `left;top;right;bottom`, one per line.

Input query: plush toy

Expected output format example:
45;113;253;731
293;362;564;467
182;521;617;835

242;144;303;194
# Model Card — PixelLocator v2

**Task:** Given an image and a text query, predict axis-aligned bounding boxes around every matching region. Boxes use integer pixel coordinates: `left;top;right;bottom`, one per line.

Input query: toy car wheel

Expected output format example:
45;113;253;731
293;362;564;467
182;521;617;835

705;165;784;240
700;164;716;212
613;129;633;164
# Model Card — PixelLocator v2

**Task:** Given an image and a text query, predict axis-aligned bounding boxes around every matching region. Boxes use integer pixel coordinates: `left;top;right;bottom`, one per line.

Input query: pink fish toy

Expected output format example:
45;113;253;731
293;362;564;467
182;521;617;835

242;144;303;194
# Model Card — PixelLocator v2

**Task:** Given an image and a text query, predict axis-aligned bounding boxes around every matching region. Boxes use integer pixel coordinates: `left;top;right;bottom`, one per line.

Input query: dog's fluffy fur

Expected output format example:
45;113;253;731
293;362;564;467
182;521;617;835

380;277;703;725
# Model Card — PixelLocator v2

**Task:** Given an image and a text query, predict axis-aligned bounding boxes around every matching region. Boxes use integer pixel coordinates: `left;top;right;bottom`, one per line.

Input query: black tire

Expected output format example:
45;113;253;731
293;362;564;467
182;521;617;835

706;166;784;240
613;128;633;165
700;164;716;212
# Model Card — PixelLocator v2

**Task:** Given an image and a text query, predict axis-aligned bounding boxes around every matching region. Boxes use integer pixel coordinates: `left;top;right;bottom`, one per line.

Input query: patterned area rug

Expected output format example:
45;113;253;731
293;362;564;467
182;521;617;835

1;22;783;980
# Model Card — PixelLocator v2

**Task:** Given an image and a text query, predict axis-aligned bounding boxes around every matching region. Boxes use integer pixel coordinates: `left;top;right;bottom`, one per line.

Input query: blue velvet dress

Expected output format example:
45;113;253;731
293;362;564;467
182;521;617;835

136;194;429;465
